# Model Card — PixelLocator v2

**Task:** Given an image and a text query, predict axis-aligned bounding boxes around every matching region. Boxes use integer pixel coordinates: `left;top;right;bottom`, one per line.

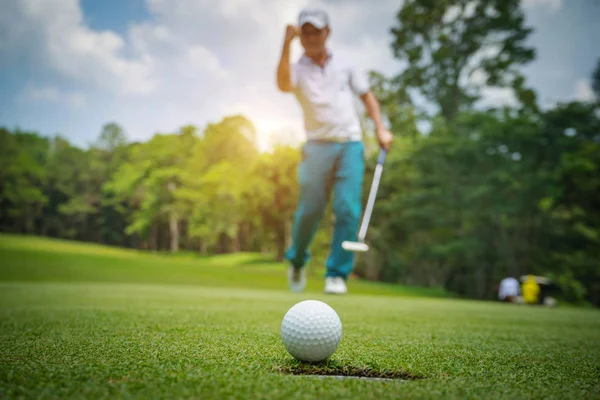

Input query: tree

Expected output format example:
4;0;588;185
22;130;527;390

182;161;246;253
592;58;600;101
92;123;130;245
194;115;258;168
357;106;550;297
43;136;97;239
537;101;600;305
105;127;198;252
54;124;130;244
179;116;259;253
367;71;417;137
0;129;48;234
243;145;300;261
390;0;536;124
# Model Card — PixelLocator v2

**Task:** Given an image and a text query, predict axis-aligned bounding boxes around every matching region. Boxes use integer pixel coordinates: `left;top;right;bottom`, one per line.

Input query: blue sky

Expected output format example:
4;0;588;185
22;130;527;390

0;0;598;151
82;0;151;33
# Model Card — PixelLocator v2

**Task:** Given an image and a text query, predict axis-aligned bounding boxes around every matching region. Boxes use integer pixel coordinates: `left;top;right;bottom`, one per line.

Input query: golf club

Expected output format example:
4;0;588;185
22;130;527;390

342;147;387;252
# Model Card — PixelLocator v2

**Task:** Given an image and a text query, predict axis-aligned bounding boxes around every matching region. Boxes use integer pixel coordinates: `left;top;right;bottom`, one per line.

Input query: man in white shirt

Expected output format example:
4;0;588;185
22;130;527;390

276;8;393;295
498;276;521;302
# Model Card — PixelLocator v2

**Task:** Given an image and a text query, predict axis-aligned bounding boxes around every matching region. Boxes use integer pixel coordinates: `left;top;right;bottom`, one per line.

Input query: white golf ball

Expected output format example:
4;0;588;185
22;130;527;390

280;300;342;362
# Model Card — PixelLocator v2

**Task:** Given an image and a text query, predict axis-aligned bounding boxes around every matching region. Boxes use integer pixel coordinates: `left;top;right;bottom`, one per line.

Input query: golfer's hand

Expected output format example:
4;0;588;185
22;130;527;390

376;126;393;152
285;25;299;44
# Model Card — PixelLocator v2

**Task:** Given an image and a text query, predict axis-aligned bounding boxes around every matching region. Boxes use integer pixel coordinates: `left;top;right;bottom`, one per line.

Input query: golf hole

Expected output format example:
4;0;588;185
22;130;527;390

308;375;399;381
275;361;422;381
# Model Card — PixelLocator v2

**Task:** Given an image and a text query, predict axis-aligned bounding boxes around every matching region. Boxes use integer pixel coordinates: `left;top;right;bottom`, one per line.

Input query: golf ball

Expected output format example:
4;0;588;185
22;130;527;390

280;300;342;362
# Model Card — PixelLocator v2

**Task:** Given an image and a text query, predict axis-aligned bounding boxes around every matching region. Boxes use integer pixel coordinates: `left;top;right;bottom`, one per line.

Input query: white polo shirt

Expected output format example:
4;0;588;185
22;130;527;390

290;51;370;142
498;277;520;300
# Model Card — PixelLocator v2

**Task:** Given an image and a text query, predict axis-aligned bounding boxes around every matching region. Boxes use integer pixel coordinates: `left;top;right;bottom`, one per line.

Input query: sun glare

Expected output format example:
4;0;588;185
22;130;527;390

252;117;304;153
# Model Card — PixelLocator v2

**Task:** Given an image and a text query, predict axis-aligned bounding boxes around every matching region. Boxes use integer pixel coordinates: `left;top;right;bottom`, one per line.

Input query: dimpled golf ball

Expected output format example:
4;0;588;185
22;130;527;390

280;300;342;362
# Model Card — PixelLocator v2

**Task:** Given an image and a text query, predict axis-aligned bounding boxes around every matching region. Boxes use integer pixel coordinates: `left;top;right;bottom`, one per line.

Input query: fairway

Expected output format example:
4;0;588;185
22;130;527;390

1;236;600;399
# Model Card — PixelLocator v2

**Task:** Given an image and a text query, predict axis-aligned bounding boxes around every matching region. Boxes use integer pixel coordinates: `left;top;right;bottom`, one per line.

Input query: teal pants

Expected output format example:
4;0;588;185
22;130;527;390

285;140;364;279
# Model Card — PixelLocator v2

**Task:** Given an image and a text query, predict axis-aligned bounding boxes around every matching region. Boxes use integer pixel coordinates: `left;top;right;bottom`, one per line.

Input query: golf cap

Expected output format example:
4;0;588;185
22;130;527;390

298;8;330;29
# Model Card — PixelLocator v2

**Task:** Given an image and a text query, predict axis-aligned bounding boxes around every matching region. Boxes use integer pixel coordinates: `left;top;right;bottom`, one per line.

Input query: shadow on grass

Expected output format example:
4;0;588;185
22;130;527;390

273;358;423;381
237;258;280;267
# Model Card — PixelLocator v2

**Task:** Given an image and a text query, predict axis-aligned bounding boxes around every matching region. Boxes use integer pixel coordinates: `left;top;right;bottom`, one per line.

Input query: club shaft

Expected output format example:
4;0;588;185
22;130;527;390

357;163;383;241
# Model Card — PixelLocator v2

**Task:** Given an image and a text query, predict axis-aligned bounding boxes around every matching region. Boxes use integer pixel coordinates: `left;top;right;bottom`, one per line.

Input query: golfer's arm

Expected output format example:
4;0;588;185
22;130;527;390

277;41;293;93
360;91;385;129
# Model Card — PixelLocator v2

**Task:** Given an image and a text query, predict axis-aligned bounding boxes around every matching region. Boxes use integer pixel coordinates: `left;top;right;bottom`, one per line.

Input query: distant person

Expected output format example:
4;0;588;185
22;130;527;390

522;275;541;305
276;8;393;294
498;276;520;303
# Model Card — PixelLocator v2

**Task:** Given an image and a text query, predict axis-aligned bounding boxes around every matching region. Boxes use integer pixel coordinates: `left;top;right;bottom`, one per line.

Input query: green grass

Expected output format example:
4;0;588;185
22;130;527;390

0;234;450;298
1;234;599;399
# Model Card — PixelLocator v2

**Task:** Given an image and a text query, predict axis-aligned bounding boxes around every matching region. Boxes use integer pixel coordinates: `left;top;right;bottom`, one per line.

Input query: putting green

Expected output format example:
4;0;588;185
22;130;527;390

1;282;599;399
1;234;598;399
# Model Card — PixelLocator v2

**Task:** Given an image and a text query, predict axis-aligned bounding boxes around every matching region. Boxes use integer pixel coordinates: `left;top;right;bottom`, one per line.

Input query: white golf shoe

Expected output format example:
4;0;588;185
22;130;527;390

287;265;306;293
324;277;347;295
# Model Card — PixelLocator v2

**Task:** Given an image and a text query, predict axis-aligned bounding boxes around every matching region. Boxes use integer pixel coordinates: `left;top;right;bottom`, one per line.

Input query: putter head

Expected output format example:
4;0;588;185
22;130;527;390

341;241;370;252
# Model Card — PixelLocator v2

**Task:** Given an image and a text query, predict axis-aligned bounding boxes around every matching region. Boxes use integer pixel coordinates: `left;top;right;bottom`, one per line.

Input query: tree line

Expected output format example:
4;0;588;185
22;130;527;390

1;0;599;305
0;117;301;259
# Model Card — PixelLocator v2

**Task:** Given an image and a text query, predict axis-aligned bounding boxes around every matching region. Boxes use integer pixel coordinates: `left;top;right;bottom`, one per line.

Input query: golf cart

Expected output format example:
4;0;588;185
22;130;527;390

519;275;561;307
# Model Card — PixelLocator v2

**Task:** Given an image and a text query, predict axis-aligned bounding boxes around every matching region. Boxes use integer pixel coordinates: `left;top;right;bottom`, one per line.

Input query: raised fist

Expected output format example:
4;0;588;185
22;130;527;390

285;25;299;43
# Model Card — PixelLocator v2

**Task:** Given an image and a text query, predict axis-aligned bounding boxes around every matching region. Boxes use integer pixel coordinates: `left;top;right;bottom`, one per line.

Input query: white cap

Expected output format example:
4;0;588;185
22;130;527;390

298;8;330;29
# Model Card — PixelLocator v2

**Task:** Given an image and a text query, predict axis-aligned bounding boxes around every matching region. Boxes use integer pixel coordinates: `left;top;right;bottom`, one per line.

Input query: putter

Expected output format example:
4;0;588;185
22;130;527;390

342;148;387;252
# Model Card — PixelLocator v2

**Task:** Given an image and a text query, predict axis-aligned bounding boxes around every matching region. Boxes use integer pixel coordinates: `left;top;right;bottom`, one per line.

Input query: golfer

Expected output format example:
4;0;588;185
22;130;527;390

276;8;393;294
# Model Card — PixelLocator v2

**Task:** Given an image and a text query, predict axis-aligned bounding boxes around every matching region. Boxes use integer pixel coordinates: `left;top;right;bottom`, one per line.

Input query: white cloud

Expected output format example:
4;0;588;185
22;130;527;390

16;0;582;148
443;5;462;23
468;69;488;86
479;87;519;108
127;0;402;145
521;0;562;12
574;79;595;102
443;2;478;24
3;0;408;147
18;83;86;109
12;0;155;95
6;0;592;151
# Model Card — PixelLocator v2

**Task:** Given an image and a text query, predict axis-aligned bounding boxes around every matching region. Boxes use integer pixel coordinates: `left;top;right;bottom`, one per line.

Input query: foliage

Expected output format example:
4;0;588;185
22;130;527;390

389;0;536;123
0;129;48;233
592;58;600;101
